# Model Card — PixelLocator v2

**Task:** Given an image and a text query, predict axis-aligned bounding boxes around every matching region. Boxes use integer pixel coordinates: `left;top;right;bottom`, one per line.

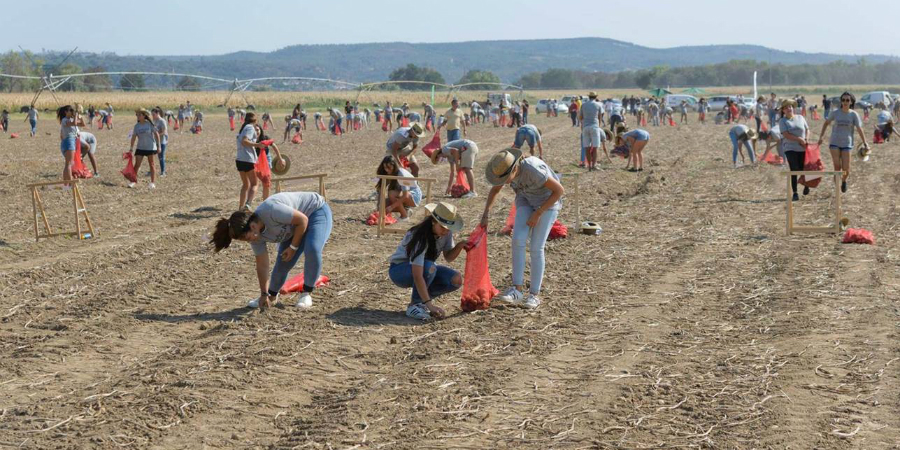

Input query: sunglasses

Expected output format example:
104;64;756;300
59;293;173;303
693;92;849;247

841;98;852;103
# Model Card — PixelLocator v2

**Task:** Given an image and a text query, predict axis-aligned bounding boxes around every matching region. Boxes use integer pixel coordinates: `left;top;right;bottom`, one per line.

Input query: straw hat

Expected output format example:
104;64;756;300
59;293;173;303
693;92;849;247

780;99;796;109
746;129;758;141
409;122;424;136
485;148;524;186
272;154;291;176
135;108;152;120
429;146;445;165
424;202;464;233
588;91;598;98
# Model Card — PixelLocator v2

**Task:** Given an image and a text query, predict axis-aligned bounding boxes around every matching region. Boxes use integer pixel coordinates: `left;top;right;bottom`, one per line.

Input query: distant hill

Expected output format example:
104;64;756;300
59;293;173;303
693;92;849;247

38;37;898;86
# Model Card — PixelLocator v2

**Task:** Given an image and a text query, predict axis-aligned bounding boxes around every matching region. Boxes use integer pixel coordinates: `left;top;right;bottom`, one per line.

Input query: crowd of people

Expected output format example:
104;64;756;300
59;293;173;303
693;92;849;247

24;86;891;321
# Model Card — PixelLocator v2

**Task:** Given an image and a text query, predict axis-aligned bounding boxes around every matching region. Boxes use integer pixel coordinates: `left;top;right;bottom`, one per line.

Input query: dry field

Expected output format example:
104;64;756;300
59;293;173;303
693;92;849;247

0;105;899;449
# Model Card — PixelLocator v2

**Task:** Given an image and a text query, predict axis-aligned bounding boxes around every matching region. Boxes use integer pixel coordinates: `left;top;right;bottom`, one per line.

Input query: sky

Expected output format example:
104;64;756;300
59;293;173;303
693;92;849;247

3;0;898;57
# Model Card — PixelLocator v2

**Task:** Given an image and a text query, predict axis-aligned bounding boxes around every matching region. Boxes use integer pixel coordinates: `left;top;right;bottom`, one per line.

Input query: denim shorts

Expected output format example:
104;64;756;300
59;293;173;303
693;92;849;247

409;186;422;205
829;145;852;152
447;128;461;142
60;136;76;154
514;128;537;148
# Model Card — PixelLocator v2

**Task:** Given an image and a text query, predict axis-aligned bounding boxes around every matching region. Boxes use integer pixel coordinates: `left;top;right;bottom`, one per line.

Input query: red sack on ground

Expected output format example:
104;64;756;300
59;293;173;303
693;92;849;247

291;133;302;144
450;170;470;198
760;151;784;165
262;122;268;130
366;211;397;226
548;220;568;240
421;134;441;157
71;137;93;179
668;117;676;126
500;204;516;235
9;133;18;139
798;144;823;188
381;119;389;132
874;129;884;144
813;110;820;120
255;147;272;188
229;117;235;131
173;121;179;130
317;121;326;131
641;116;647;126
842;228;875;245
334;123;342;136
425;120;433;132
279;274;330;295
121;152;137;183
460;224;499;312
401;117;409;127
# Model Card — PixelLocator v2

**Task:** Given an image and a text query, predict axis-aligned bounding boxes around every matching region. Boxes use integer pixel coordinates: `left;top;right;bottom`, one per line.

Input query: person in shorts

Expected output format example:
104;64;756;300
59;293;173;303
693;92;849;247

57;105;78;182
579;92;603;170
79;131;99;176
235;112;266;210
430;138;480;198
376;156;422;220
817;92;868;193
512;124;544;159
129;108;161;189
386;122;425;177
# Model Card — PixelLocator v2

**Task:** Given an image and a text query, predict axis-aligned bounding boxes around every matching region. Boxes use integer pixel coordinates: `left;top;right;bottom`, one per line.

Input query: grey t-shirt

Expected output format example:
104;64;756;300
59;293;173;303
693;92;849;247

249;192;327;256
235;124;258;163
388;230;455;266
153;117;168;142
730;124;750;138
580;100;602;128
79;132;97;152
511;156;561;211
132;121;157;150
60;117;78;139
440;139;476;157
27;109;38;120
385;127;418;156
828;109;861;148
778;115;809;153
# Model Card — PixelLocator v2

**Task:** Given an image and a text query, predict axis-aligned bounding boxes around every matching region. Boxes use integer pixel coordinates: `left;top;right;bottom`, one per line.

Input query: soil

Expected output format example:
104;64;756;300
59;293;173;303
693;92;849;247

1;112;899;449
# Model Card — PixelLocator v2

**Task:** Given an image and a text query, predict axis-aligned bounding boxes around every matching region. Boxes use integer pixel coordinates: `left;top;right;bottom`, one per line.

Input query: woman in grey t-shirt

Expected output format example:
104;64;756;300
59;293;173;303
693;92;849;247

235;112;266;211
210;192;332;310
777;99;810;201
816;92;868;193
480;148;565;310
128;109;161;189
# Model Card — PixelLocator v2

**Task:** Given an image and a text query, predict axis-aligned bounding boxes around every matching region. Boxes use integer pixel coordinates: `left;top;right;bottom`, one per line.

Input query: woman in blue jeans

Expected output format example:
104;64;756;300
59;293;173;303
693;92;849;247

728;125;757;168
210;192;333;310
388;202;466;320
480;148;564;309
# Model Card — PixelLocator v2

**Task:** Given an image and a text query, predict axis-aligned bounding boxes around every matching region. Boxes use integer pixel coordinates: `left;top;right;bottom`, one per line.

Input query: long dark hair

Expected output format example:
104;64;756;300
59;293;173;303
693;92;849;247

405;216;439;262
57;105;73;122
840;91;856;110
210;211;257;252
237;112;257;135
376;156;400;192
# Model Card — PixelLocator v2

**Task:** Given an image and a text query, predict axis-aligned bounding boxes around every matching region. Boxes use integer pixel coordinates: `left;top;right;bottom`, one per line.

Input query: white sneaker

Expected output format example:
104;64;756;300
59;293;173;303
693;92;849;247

247;297;260;308
406;303;431;320
148;183;156;189
295;292;313;308
461;191;478;199
127;182;136;188
496;287;524;305
523;293;541;309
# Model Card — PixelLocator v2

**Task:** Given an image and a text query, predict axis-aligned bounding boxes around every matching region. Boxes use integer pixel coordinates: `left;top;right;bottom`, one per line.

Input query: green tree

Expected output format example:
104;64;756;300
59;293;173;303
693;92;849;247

0;51;39;92
176;76;201;91
516;72;542;89
55;63;82;91
119;73;145;91
83;66;113;92
540;69;578;88
388;64;445;90
456;69;501;90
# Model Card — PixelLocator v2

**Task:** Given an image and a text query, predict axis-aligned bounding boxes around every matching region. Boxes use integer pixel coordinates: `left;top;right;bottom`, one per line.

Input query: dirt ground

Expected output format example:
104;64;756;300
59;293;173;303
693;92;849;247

1;109;898;449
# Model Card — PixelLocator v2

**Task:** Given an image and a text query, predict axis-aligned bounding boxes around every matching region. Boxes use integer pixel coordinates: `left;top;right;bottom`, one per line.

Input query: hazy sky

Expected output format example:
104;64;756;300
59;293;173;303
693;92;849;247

4;0;898;57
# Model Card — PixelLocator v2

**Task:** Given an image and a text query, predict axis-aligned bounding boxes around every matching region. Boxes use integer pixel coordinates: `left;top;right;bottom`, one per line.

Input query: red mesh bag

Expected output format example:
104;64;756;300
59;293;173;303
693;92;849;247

668;117;676;126
460;225;498;312
500;204;516;235
798;144;823;188
229;117;235;131
874;128;884;144
548;220;568;240
399;156;411;169
761;122;768;132
255;146;272;188
366;211;397;226
318;121;327;131
450;170;470;198
262;122;268;130
381;119;389;132
421;134;441;157
842;228;875;245
401;116;409;127
173;121;179;130
334;122;342;136
291;133;302;144
641;116;647;126
279;274;330;295
425;120;433;132
71;137;92;179
121;152;137;183
10;133;19;139
813;110;820;120
760;151;784;165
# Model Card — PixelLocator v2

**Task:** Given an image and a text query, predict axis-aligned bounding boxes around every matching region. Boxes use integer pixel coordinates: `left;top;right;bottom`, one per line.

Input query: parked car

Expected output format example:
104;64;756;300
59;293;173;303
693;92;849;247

860;91;893;108
535;99;569;114
827;96;871;111
707;95;736;111
665;94;699;111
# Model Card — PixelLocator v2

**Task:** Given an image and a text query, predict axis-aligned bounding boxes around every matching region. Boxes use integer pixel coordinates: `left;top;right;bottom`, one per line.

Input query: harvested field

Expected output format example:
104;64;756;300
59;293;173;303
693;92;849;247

1;108;899;449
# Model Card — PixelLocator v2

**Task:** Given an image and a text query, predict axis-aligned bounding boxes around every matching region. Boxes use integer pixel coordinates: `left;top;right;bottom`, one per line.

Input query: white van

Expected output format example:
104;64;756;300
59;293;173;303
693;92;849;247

487;93;513;107
860;91;893;108
665;94;699;111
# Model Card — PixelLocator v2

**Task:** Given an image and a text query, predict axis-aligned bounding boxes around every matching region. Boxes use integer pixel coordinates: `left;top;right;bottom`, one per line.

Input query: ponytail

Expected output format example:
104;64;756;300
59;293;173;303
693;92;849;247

210;210;255;252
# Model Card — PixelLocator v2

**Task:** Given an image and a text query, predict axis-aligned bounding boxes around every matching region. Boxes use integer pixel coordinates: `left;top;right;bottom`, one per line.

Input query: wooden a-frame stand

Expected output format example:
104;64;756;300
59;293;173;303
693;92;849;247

377;175;436;237
784;171;843;235
272;173;328;199
28;180;95;242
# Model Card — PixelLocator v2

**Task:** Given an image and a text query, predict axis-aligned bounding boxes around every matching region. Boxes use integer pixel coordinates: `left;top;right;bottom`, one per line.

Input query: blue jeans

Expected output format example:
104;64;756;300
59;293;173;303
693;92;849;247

768;110;777;127
512;198;559;294
447;128;460;142
514;127;537;149
389;261;460;304
159;138;168;174
267;204;333;297
29;119;36;134
729;130;756;164
522;112;528;124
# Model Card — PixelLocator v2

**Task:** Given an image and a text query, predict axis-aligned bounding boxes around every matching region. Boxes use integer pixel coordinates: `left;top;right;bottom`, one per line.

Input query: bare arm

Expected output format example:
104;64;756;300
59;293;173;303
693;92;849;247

279;210;310;263
129;133;137;151
443;242;465;263
255;252;270;294
817;119;832;145
411;264;432;303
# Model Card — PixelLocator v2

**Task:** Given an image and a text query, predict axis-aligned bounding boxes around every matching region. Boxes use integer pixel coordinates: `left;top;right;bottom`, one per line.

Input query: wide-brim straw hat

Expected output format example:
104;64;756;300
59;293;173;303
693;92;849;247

746;129;758;140
429;146;445;165
588;91;598;98
485;148;524;186
135;108;152;120
272;154;291;176
780;99;797;109
409;122;425;136
424;202;464;233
